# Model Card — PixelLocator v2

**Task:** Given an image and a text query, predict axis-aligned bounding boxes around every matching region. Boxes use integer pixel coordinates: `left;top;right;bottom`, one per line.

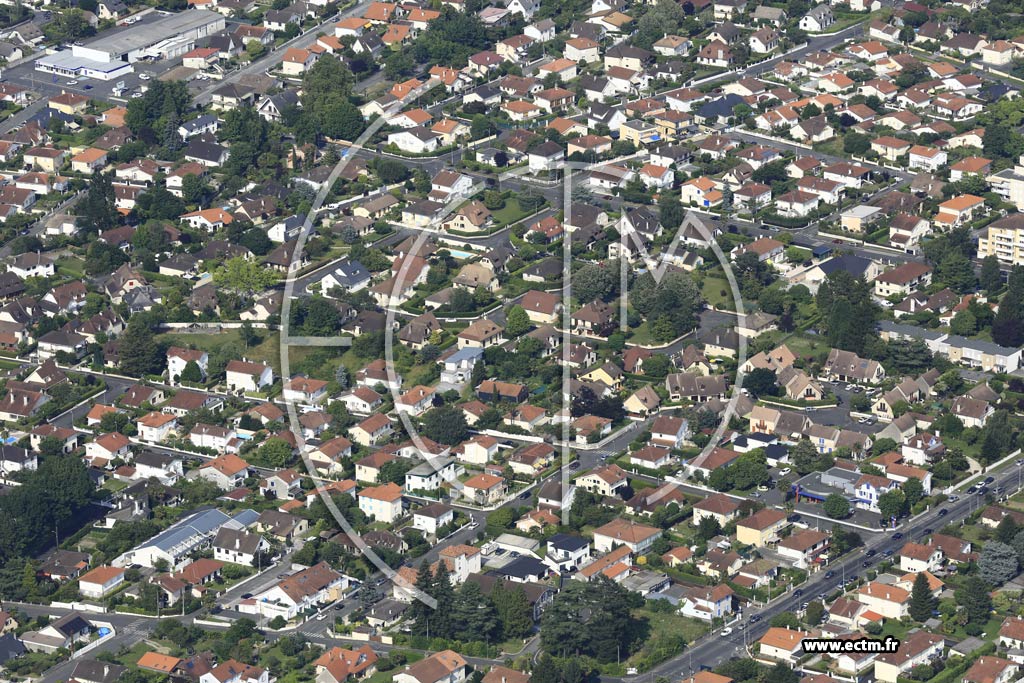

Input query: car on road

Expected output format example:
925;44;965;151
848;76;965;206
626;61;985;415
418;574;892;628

139;73;151;80
242;593;253;599
824;570;835;579
793;589;803;597
779;468;791;476
569;461;579;469
978;486;990;495
938;509;949;517
862;560;871;567
335;604;344;610
131;92;144;98
866;549;877;557
884;549;894;557
749;615;761;623
967;486;978;494
469;521;479;528
721;627;733;635
949;495;960;502
892;532;903;540
316;612;327;621
985;476;995;484
519;492;530;500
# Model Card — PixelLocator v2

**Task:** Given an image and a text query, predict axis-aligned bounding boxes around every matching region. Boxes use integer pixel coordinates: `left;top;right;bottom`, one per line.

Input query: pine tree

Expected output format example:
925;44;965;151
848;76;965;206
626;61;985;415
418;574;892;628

407;561;435;636
909;572;935;622
432;562;455;639
119;317;165;377
452;581;499;643
493;581;534;639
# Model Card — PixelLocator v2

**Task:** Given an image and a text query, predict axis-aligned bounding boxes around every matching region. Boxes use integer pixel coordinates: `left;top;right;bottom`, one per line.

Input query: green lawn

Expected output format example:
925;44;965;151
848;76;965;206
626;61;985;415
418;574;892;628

157;330;283;374
490;198;539;227
701;276;734;311
57;257;86;278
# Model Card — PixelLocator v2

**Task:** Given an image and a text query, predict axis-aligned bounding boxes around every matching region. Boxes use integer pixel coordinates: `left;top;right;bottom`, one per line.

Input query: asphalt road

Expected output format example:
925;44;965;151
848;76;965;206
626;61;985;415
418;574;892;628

633;464;1021;682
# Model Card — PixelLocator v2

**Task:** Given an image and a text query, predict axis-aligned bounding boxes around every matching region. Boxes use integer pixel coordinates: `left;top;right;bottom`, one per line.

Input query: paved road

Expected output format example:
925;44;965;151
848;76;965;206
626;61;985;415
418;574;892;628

629;464;1021;682
191;0;375;106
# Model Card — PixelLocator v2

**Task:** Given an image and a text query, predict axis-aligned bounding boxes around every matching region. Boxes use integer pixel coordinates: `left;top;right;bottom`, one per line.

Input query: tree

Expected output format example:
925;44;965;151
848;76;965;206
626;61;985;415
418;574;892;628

766;662;798;683
816;272;879;355
451;581;499;643
996;515;1019;544
979;541;1019;586
421;405;468;445
505;305;531;337
491;580;534;639
119;318;165;377
572;263;617;302
253;438;294;469
909;571;935;622
213;257;279;297
696;516;721;541
245;39;265;60
950;309;977;336
981;255;1003;292
79;171;118;233
823;494;850;519
993;291;1024;347
178;360;204;384
658;193;684;229
804;600;824;626
902;478;924;508
956;576;992;624
744;368;778;397
877;489;906;521
843;132;871;155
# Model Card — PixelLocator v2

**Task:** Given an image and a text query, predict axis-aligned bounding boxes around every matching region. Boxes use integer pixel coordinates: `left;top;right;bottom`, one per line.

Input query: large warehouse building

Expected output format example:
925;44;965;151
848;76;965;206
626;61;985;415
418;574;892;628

35;9;225;81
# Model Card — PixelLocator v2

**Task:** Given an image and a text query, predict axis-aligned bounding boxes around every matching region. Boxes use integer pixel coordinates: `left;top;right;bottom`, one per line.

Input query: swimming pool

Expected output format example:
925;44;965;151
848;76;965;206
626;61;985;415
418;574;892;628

446;249;476;260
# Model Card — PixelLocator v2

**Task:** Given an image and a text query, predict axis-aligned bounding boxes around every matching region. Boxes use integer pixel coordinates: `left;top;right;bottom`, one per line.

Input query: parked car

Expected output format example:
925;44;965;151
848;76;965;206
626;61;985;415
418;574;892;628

938;509;948;517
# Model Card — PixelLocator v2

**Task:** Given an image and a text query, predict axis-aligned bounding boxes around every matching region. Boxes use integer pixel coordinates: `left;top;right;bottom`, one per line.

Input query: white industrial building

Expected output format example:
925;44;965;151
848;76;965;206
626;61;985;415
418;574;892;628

36;10;225;81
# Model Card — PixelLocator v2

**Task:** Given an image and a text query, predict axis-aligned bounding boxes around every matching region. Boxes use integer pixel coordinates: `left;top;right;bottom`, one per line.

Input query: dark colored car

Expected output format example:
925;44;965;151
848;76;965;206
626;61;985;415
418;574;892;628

892;532;903;540
938;509;949;517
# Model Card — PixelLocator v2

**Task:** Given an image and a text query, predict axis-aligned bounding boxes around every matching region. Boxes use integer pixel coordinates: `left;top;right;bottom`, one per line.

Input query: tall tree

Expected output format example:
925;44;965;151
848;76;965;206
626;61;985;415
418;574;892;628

451;581;499;643
118;317;165;377
909;571;935;622
981;255;1003;292
406;561;435;636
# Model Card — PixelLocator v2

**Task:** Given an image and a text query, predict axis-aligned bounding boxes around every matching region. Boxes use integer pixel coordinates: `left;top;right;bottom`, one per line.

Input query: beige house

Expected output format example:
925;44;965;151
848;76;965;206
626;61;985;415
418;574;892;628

873;631;943;683
736;508;788;547
757;627;809;664
856;581;909;619
692;493;740;527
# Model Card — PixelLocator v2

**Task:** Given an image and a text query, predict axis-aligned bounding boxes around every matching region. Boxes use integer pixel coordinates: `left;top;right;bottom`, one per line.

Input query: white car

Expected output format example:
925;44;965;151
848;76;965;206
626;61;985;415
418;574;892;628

67;80;78;85
779;468;791;476
131;92;144;98
139;73;151;80
721;627;733;635
316;612;327;621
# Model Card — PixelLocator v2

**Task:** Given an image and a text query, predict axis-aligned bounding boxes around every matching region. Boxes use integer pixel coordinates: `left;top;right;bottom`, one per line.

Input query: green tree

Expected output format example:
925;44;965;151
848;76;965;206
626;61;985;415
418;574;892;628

956;576;992;624
504;305;531;337
981;255;1003;292
979;541;1019;586
823;494;850;519
213;257;280;297
877;490;906;521
178;359;204;384
902;478;924;508
119;317;165;377
909;571;935;621
492;579;535;639
421;405;467;445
